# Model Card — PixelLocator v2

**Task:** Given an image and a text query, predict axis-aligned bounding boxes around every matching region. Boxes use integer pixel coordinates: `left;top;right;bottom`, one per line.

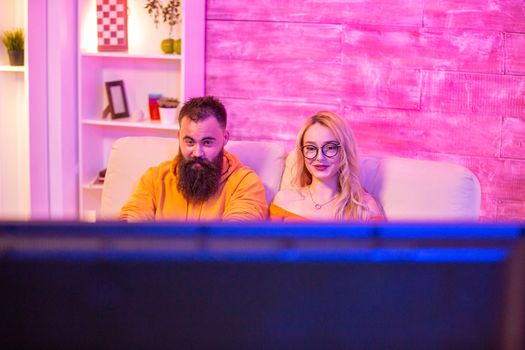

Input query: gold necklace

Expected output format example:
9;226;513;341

307;187;338;210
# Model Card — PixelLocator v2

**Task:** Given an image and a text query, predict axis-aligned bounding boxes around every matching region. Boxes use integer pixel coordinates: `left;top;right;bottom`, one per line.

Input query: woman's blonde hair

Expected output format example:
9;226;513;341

292;111;370;220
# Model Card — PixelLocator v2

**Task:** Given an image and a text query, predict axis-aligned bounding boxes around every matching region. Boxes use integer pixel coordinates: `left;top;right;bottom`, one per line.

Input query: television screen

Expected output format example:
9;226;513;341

0;222;523;350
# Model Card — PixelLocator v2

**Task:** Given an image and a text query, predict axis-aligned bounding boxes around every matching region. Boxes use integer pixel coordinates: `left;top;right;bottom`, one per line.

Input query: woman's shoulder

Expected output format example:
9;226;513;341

270;188;309;222
272;187;305;207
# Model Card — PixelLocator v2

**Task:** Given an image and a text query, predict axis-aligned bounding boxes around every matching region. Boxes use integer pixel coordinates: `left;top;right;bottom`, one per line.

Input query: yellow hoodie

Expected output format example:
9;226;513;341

119;151;268;222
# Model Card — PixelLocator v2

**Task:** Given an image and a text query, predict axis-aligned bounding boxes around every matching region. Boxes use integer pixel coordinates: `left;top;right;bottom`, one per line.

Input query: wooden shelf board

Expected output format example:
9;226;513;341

82;118;179;131
82;183;104;191
0;65;25;72
80;51;182;60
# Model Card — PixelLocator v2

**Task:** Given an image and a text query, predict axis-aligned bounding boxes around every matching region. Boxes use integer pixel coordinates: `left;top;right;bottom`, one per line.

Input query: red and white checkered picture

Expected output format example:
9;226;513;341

96;0;128;51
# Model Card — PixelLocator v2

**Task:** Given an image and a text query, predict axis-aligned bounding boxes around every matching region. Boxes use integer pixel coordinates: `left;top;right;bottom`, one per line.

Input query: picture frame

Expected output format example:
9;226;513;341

105;80;129;119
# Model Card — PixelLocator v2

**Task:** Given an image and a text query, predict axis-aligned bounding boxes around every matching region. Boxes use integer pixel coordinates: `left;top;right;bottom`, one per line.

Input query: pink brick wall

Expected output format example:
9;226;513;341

205;0;525;222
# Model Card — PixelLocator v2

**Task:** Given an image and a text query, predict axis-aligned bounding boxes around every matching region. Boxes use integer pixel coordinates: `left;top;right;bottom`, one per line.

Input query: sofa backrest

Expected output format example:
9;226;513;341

280;152;481;221
100;137;286;220
102;136;481;221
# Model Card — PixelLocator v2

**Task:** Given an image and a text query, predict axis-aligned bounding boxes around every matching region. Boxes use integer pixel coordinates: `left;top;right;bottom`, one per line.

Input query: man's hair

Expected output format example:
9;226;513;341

178;96;227;128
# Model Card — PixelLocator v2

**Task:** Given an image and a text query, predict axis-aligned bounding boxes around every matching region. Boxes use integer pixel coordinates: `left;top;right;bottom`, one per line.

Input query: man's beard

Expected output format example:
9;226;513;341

177;150;224;203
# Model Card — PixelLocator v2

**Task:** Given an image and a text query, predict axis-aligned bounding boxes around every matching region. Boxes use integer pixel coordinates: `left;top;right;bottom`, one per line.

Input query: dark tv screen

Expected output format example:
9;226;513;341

0;221;523;350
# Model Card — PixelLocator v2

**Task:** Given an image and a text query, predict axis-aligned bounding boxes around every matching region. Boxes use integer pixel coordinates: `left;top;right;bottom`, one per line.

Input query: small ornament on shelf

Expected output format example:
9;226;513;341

130;109;145;122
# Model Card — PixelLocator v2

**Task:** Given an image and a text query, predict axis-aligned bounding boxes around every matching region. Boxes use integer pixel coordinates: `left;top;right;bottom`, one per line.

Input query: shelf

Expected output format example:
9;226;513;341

82;118;179;131
82;182;104;191
81;173;105;191
0;65;26;72
80;51;182;60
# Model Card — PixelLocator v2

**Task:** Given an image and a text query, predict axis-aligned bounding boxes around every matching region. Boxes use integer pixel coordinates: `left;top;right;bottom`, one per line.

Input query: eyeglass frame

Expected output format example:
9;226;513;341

301;142;341;160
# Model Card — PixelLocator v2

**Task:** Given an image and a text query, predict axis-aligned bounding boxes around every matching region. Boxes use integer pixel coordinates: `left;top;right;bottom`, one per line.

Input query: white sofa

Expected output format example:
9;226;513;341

100;136;481;221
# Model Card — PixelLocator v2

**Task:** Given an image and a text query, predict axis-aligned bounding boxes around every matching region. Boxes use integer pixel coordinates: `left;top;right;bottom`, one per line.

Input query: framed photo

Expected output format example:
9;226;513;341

105;80;129;119
96;0;128;52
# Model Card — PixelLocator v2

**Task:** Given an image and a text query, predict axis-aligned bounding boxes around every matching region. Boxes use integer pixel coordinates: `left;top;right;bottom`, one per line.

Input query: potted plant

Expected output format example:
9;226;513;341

144;0;182;54
1;28;24;66
157;97;180;125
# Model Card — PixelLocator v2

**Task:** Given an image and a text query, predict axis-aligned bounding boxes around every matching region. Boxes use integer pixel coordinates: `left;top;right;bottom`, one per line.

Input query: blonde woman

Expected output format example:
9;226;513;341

270;111;384;222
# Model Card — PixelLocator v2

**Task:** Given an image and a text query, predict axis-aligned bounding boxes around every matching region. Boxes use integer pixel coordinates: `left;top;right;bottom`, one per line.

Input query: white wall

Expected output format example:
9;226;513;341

46;0;79;219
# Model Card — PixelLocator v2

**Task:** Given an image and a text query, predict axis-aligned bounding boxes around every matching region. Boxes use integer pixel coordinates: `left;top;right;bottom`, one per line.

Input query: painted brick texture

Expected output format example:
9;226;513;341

205;0;525;222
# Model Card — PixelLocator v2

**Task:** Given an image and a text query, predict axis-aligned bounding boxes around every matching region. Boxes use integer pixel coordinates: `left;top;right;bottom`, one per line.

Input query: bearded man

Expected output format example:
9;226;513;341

119;96;268;222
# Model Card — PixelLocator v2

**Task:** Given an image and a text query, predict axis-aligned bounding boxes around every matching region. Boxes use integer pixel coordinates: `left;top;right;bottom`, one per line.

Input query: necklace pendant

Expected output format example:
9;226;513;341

314;204;322;210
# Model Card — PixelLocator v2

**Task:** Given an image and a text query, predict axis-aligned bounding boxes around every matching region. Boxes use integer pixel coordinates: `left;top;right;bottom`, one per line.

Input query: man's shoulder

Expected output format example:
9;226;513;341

141;159;175;178
226;163;260;183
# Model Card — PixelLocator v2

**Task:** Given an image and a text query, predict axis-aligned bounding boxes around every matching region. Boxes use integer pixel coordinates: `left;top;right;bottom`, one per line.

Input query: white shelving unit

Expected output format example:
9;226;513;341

78;0;205;220
0;0;30;220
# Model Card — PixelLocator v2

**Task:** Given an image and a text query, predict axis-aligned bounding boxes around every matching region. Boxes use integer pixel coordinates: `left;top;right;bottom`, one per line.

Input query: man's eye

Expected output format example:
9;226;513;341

203;140;213;146
185;140;194;146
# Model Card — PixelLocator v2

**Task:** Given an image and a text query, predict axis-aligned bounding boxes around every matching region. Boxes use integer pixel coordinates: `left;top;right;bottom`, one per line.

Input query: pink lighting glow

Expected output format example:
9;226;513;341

204;0;525;222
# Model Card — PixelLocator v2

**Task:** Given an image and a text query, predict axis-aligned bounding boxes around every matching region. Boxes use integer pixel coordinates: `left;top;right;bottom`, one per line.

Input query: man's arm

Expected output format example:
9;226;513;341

118;167;158;222
223;170;268;221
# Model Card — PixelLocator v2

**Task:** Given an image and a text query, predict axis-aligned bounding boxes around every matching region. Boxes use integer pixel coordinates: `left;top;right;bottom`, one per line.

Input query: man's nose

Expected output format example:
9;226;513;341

192;144;205;158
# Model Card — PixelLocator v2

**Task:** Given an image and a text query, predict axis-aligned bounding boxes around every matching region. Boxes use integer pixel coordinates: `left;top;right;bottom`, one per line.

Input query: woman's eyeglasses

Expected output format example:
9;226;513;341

301;143;340;160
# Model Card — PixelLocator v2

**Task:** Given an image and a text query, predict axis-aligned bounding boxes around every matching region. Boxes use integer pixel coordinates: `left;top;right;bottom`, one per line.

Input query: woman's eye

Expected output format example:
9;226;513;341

305;146;316;152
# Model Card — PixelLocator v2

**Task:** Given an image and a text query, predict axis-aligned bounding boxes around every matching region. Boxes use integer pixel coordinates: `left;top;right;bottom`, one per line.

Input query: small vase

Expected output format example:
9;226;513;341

7;50;24;66
159;107;178;126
